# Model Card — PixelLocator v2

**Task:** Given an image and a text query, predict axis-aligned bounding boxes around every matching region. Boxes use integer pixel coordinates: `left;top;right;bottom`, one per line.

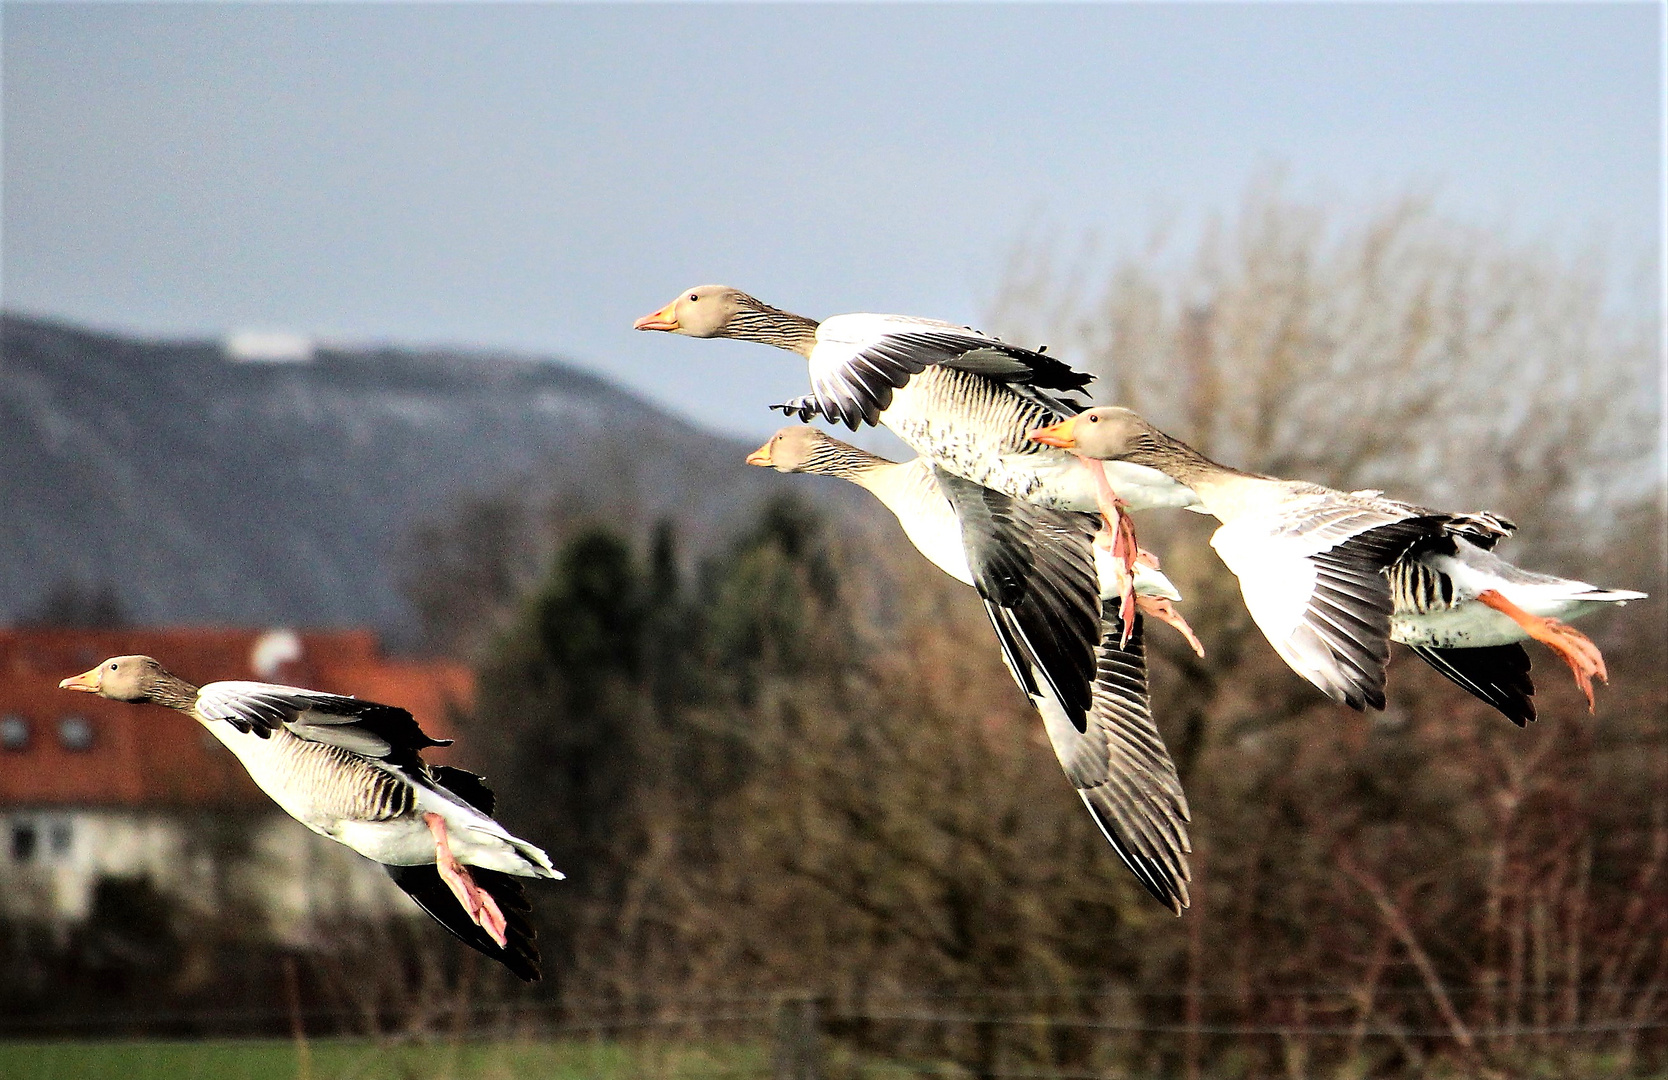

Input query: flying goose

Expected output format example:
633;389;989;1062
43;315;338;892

60;656;559;981
1031;408;1644;721
634;286;1202;518
1032;409;1500;712
748;425;1194;912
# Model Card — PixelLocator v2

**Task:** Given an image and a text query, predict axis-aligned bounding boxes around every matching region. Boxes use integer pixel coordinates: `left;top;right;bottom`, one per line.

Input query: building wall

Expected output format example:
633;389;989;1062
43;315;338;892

0;807;430;941
0;808;218;924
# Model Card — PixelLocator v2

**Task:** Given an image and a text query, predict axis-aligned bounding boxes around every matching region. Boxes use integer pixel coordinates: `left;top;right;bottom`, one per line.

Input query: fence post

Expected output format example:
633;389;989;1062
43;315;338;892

773;994;823;1080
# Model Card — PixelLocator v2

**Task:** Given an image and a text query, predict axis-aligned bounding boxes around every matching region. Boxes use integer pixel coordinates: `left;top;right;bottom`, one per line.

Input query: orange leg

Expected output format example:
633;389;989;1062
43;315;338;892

424;812;509;947
1109;505;1141;645
1475;589;1609;712
1083;456;1140;643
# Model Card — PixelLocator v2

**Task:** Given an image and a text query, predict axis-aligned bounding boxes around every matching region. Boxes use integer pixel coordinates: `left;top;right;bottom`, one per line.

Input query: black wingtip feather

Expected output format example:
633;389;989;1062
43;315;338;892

430;765;497;815
938;471;1099;729
386;864;541;982
1296;518;1454;712
1406;643;1536;726
1071;610;1193;913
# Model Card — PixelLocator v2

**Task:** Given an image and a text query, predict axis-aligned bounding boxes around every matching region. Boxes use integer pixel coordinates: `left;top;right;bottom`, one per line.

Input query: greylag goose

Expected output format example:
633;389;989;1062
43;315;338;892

60;656;559;981
748;425;1193;912
633;286;1201;517
1031;408;1644;720
1032;408;1501;712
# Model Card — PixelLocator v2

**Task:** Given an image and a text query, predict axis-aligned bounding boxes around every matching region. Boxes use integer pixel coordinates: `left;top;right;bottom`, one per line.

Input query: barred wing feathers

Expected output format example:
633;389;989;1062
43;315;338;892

781;314;1093;429
195;681;451;780
1039;608;1192;913
936;468;1101;730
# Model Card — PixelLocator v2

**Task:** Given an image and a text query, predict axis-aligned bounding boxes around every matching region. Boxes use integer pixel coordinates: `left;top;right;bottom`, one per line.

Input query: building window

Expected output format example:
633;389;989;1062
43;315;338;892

48;821;73;857
11;822;37;863
57;715;94;752
0;715;28;751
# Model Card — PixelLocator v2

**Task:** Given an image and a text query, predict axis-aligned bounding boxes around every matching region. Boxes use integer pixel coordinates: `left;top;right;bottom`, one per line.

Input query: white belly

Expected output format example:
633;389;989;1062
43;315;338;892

335;817;436;865
1393;594;1614;649
207;727;344;832
1392;604;1529;649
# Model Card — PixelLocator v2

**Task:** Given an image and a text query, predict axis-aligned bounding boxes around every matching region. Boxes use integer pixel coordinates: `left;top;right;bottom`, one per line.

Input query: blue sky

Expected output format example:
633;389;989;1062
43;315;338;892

3;2;1661;438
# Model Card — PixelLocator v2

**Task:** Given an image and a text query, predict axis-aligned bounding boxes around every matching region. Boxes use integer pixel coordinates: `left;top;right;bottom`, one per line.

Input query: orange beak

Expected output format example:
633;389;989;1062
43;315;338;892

633;300;680;332
59;667;101;693
1028;417;1080;449
745;440;774;467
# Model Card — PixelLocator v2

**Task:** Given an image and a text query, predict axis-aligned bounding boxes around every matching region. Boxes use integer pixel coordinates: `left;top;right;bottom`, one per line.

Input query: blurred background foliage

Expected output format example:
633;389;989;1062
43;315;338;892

6;187;1661;1079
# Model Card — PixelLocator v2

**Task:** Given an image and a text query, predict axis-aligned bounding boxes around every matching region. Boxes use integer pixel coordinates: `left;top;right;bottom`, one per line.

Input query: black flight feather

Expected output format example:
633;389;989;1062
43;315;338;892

799;329;1095;430
1298;516;1457;711
385;864;541;983
429;764;497;814
936;468;1100;729
1406;643;1537;726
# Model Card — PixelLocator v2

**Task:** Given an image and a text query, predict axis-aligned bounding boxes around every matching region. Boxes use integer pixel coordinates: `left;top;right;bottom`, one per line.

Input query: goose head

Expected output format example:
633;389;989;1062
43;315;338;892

746;426;827;472
746;425;882;481
1029;407;1155;460
634;285;760;338
60;655;180;703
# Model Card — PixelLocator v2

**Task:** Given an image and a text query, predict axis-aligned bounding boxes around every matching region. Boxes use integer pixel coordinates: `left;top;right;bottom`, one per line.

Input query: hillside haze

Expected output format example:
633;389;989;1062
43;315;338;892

1;314;790;644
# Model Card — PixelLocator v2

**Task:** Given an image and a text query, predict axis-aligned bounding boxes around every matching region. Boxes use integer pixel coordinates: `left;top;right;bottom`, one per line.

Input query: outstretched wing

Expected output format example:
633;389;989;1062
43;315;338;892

1213;496;1453;711
1038;607;1192;913
936;468;1101;731
195;681;450;777
782;314;1093;429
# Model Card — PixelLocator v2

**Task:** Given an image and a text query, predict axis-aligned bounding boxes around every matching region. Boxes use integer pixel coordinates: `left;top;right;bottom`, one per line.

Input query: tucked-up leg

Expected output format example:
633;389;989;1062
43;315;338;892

424;812;509;947
1474;590;1608;712
1085;458;1141;642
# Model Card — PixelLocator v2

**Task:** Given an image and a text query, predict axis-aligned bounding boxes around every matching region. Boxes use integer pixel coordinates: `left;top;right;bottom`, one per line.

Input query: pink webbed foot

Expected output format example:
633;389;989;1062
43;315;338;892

1135;595;1206;658
424;812;509;947
1093;520;1139;645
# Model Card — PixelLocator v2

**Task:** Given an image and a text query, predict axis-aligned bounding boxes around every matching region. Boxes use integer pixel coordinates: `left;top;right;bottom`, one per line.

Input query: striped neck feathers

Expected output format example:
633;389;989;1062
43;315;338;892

796;437;891;483
721;299;821;358
142;669;202;712
1114;426;1249;488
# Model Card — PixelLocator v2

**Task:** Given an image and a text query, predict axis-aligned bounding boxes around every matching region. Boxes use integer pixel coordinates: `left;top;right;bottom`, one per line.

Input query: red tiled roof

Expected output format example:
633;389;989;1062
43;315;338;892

0;628;473;809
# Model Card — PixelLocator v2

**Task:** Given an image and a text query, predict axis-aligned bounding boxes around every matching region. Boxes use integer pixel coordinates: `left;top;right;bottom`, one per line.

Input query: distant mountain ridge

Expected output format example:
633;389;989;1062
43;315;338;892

1;313;791;644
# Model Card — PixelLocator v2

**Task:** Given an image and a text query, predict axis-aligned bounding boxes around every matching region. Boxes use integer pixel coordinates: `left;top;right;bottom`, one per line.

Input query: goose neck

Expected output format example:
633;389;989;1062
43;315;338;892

145;670;202;712
805;439;889;484
1118;429;1246;488
723;306;821;357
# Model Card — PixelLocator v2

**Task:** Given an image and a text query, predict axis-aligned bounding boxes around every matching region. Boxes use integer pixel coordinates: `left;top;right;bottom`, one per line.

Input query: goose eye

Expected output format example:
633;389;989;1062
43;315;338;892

1087;415;1100;423
108;663;117;671
689;293;699;302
